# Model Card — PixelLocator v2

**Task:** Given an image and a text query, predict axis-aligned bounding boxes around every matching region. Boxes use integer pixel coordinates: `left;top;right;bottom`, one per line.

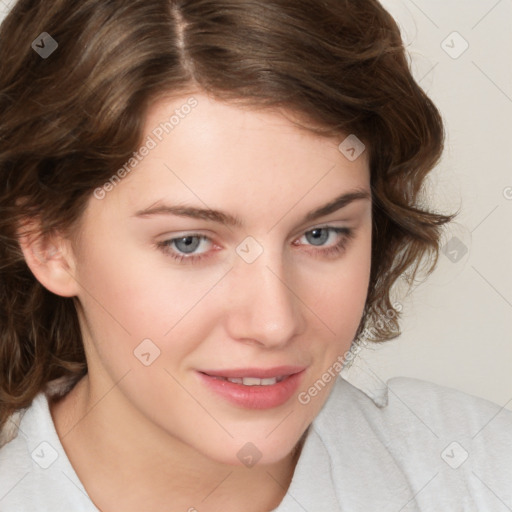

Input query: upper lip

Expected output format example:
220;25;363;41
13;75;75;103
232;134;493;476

199;366;306;379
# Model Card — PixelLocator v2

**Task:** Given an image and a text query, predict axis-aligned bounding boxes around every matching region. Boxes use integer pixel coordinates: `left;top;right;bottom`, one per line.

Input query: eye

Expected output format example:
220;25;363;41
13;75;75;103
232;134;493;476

156;234;214;264
156;226;355;264
294;226;355;259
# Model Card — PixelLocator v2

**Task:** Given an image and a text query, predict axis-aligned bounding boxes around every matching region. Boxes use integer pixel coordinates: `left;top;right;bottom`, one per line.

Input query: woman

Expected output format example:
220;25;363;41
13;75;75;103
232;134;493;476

0;1;510;511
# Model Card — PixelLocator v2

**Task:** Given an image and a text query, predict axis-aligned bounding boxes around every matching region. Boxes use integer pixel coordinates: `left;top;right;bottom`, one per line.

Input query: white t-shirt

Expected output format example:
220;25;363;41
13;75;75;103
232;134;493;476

1;375;511;511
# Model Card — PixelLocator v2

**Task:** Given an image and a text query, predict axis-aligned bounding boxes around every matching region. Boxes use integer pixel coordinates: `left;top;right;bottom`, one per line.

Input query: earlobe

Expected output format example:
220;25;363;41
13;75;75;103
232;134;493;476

17;227;80;298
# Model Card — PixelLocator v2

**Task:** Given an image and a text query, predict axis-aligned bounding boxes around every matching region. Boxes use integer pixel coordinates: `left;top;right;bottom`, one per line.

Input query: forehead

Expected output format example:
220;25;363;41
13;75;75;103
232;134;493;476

143;92;363;161
92;93;370;227
141;92;366;174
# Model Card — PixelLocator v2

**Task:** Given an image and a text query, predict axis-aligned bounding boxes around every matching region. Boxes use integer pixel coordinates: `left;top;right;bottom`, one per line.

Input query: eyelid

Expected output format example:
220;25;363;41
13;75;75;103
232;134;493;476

156;222;352;246
290;220;354;240
156;224;355;264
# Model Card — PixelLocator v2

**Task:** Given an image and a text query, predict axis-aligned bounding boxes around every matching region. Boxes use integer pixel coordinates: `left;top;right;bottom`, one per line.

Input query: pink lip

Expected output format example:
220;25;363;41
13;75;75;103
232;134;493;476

197;366;307;409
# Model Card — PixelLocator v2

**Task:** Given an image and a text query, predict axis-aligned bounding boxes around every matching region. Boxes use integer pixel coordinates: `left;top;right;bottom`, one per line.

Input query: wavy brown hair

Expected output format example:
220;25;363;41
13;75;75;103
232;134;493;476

0;0;456;429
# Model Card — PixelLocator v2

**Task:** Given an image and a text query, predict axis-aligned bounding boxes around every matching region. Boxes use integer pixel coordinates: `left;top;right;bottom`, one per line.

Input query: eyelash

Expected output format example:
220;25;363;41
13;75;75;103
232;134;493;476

155;226;355;265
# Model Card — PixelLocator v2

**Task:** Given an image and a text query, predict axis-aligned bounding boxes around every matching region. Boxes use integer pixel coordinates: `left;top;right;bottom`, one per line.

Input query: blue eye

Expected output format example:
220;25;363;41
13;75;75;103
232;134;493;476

172;235;206;254
156;235;213;263
302;227;342;247
156;226;355;264
294;227;355;260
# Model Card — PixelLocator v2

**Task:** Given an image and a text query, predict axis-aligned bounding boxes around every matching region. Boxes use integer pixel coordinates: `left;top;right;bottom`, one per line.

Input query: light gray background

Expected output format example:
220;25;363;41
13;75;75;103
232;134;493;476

1;0;511;408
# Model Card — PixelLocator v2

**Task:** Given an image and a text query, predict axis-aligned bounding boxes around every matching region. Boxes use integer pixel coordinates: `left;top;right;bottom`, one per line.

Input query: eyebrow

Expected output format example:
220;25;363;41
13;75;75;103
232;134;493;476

133;189;371;228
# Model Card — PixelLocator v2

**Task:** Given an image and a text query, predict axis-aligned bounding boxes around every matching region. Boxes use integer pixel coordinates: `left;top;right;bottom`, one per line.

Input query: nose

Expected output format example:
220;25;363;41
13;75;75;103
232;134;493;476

224;249;306;349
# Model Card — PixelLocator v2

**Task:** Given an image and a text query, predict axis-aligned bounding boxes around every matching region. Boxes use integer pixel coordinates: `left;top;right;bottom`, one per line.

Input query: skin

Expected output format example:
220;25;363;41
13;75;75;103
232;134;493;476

20;91;372;512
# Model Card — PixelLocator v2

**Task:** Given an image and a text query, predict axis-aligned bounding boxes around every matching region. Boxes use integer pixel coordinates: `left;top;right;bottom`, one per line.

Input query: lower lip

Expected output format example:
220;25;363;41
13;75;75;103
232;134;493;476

197;370;305;409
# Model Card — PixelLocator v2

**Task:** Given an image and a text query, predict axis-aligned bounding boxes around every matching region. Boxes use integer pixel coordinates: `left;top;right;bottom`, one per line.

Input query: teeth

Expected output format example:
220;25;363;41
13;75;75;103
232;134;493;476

243;377;268;386
224;376;281;386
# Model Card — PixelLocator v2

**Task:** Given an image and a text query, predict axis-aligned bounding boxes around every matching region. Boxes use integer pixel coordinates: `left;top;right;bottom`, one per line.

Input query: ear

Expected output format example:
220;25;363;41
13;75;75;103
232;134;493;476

17;220;81;298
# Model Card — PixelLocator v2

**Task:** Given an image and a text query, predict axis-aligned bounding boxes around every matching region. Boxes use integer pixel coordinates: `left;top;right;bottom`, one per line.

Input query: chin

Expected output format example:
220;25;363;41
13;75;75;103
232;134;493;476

201;436;299;469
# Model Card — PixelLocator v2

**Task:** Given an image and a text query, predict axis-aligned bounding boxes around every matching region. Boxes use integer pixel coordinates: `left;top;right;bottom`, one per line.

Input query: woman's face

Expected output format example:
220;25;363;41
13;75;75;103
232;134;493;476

68;92;372;466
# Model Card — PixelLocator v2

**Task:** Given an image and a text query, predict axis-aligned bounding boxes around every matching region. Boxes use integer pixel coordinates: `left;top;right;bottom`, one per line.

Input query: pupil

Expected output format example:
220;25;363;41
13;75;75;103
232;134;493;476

176;236;199;254
307;228;328;246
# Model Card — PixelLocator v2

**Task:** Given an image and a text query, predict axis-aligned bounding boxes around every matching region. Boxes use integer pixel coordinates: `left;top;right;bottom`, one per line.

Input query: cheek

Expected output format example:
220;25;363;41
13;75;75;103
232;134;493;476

73;237;226;369
310;231;371;323
304;229;372;363
75;233;207;331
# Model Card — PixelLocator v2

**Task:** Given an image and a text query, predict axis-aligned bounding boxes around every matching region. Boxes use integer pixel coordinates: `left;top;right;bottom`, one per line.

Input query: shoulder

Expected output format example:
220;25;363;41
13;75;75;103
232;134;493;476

0;383;97;511
383;375;506;413
308;376;512;509
317;375;512;450
0;376;75;452
0;394;45;505
384;376;511;439
324;375;511;432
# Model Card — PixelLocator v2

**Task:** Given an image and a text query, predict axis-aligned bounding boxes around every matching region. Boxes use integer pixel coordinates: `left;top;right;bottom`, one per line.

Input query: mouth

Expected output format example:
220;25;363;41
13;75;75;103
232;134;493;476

202;375;288;386
199;365;305;384
197;366;307;409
